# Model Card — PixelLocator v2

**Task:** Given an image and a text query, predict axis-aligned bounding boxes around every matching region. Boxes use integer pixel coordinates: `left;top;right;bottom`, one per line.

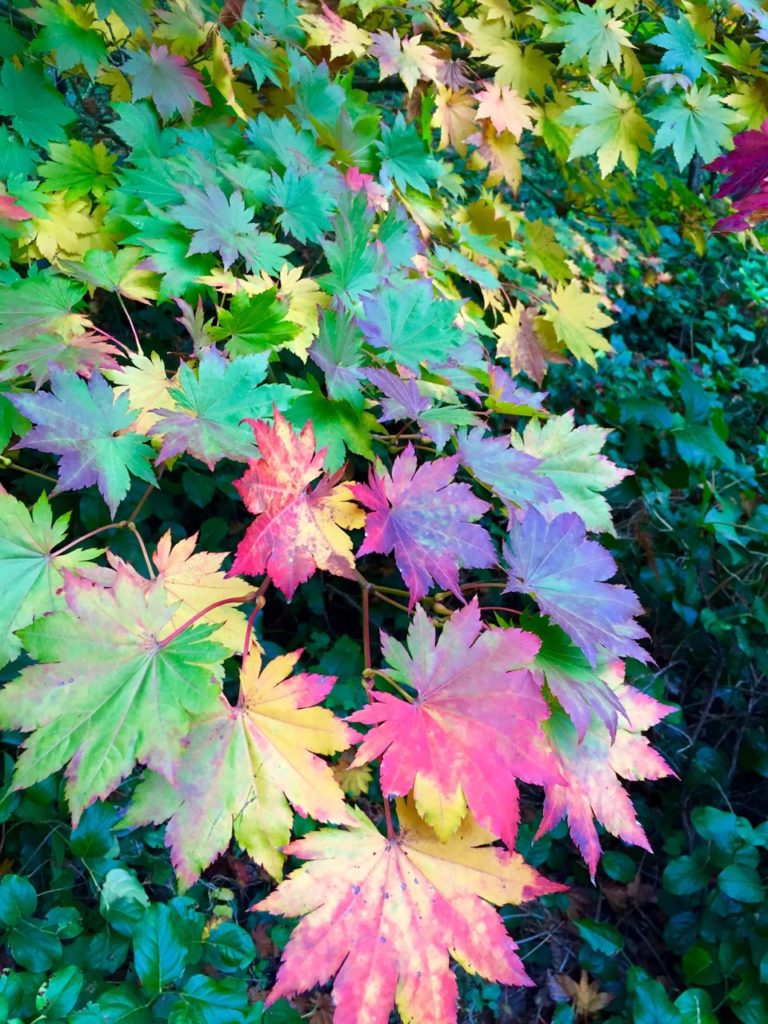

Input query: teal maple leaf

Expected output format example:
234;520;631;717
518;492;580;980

650;15;715;82
269;167;337;244
651;85;740;169
0;63;76;148
150;348;304;468
172;185;292;273
549;2;631;74
377;114;439;193
10;371;156;517
321;192;382;301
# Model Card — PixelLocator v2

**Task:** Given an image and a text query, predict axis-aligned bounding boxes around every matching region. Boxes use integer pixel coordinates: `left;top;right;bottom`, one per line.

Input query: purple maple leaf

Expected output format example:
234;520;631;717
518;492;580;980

351;444;496;606
123;45;211;122
457;427;561;510
366;367;430;420
503;508;649;666
709;120;768;200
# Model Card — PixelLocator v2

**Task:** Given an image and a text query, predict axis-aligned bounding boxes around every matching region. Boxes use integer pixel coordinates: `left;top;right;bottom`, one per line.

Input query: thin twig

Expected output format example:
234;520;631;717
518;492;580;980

116;293;142;353
158;592;257;648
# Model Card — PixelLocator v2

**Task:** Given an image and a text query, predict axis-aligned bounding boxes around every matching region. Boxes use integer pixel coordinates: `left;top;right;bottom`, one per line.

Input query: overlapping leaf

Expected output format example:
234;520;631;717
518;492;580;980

124;648;355;884
350;600;560;845
230;409;364;599
257;801;564;1024
352;445;496;606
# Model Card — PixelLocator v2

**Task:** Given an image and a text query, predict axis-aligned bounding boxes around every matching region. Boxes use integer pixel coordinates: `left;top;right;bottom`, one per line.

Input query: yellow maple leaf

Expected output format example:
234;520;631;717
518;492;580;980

206;32;249;120
543;283;613;367
468;125;524;192
300;3;371;59
278;265;329;360
433;87;478;155
104;351;178;434
29;194;111;263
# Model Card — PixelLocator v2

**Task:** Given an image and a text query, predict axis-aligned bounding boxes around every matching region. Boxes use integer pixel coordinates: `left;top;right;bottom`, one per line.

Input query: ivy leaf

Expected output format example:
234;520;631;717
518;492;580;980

10;371;156;517
229;410;365;600
0;62;76;147
650;15;715;82
509;411;630;535
457;427;562;511
256;801;564;1024
560;80;652;175
503;508;649;667
123;45;212;121
550;3;632;74
377;114;440;193
350;600;560;844
538;667;674;877
0;489;101;669
269;167;337;244
651;85;740;169
123;648;355;885
543;282;613;367
0;567;227;819
149;348;300;469
352;444;496;606
359;278;466;370
172;185;291;273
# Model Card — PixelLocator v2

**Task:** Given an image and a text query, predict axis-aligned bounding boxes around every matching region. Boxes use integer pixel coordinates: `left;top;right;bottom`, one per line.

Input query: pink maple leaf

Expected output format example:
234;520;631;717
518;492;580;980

0;194;32;221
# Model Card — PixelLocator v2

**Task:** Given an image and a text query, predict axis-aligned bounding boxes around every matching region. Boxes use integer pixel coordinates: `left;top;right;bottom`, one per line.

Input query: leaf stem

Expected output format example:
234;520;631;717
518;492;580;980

383;797;396;840
116;293;143;354
361;584;372;672
157;592;257;648
0;456;57;484
363;668;414;702
479;605;522;617
242;579;270;667
51;519;155;578
371;590;411;613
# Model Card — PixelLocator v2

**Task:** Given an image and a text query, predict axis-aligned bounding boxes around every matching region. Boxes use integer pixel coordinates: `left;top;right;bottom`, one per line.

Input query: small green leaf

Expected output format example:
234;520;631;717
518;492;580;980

133;904;189;996
718;863;764;904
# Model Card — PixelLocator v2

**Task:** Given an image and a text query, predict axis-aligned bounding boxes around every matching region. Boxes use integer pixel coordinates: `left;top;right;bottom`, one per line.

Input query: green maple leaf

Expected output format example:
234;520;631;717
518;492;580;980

269;167;337;244
560;79;652;175
377;114;439;193
228;32;282;88
11;371;156;517
94;0;152;33
212;289;300;356
285;375;378;471
358;277;466;369
0;127;38;178
172;184;291;273
0;275;89;351
309;308;367;410
29;2;108;78
549;2;632;74
150;348;304;468
651;85;740;169
0;567;227;819
0;63;76;148
650;15;715;82
58;248;160;303
38;141;117;200
321;192;382;301
0;490;101;669
131;226;216;301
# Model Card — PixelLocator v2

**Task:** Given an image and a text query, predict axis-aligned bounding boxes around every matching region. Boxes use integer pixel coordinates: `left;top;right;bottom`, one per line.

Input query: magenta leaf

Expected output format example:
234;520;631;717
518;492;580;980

708;120;768;200
503;508;649;667
351;444;496;605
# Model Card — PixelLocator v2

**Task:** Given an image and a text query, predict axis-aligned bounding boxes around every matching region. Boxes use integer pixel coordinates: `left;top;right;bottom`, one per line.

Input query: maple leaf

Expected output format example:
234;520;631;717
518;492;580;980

10;370;156;517
0;330;121;389
59;247;160;304
651;84;740;169
172;185;291;273
309;308;367;409
0;62;76;147
269;168;337;244
475;84;535;138
377;114;440;194
0;567;227;819
358;278;466;370
213;289;300;356
708;119;768;199
123;647;355;885
103;351;177;435
367;367;476;450
300;3;371;59
543;282;613;367
550;3;632;74
495;305;550;385
229;410;365;600
0;275;90;354
350;599;560;844
370;30;440;95
432;87;479;156
123;44;212;121
0;194;32;221
149;348;299;469
467;124;524;191
38;141;117;200
537;664;674;876
457;427;561;512
256;801;565;1024
0;488;101;669
509;411;630;535
503;508;649;667
560;80;653;176
351;445;496;606
29;193;109;263
650;15;715;81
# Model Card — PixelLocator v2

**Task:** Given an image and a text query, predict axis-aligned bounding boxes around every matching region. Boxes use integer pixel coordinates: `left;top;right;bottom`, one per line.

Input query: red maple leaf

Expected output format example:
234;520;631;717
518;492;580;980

229;410;364;599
